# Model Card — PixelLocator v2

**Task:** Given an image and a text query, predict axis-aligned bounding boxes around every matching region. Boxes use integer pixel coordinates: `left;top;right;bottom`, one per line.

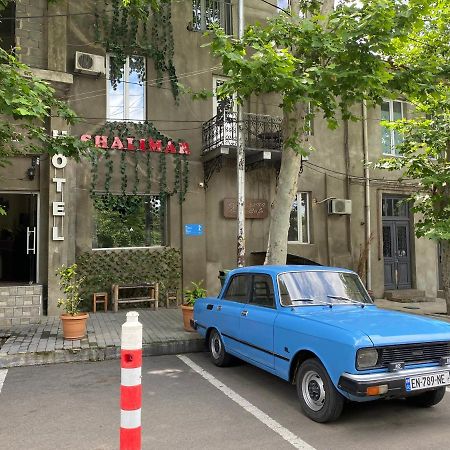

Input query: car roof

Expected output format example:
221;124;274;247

227;265;356;277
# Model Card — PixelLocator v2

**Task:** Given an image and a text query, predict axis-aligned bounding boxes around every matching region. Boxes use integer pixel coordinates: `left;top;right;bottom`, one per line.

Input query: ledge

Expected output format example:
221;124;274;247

28;68;73;85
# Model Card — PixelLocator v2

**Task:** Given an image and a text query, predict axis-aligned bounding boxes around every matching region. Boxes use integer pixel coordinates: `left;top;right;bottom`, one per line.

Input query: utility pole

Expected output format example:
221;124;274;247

236;0;245;267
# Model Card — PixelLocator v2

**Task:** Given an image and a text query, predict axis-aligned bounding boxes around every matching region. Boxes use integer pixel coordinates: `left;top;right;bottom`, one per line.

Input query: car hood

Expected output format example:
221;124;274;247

297;306;450;346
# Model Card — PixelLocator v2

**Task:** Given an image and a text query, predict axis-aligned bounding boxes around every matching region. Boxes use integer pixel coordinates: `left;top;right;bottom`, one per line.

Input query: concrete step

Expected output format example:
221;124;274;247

385;289;425;301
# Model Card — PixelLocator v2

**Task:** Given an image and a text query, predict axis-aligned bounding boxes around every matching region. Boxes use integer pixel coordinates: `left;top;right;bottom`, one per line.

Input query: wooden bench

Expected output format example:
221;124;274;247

112;283;159;313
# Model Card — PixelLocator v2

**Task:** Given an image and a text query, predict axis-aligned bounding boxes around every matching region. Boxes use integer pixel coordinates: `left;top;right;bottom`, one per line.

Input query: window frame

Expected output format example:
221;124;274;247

381;99;405;156
106;55;146;122
91;192;167;251
191;0;233;35
288;192;311;244
249;274;276;309
222;274;251;303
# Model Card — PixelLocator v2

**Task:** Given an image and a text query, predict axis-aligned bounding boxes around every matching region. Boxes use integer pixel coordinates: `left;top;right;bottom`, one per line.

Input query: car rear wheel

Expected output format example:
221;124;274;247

405;387;446;407
296;358;344;423
209;329;233;367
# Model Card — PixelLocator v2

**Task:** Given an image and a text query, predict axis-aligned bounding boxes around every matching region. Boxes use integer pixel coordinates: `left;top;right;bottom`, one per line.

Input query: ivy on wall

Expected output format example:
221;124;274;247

88;120;189;204
94;0;179;100
77;247;181;309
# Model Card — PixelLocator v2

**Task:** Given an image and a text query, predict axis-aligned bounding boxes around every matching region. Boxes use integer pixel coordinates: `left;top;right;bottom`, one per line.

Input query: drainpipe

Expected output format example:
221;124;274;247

236;0;245;267
362;100;372;290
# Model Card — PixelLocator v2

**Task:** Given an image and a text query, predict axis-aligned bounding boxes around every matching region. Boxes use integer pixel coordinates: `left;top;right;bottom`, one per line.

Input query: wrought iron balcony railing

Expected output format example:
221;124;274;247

202;111;283;154
192;0;233;35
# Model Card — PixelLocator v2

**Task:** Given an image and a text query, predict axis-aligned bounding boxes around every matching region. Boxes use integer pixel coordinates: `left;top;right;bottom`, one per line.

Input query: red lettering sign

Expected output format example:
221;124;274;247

81;135;190;155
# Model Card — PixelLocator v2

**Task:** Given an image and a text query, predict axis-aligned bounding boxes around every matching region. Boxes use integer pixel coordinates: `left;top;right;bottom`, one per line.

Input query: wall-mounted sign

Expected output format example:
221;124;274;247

223;198;269;219
51;153;67;241
80;134;191;155
184;224;204;236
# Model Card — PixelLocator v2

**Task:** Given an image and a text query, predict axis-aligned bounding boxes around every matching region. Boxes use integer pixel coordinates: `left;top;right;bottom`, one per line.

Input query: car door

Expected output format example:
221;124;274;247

239;274;277;369
215;274;250;355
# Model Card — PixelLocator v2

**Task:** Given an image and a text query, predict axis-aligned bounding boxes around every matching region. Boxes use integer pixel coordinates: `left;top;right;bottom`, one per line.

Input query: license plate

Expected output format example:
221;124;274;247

405;371;450;391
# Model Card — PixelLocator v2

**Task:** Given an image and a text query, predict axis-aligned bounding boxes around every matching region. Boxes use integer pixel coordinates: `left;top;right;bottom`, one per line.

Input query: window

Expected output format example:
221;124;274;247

192;0;233;35
92;194;165;249
0;3;15;51
223;275;250;303
107;56;145;121
381;100;405;155
250;275;275;308
382;197;409;218
288;192;310;243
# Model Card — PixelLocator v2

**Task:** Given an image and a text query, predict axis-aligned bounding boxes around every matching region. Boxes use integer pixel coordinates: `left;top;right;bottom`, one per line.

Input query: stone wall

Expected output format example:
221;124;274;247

0;285;42;327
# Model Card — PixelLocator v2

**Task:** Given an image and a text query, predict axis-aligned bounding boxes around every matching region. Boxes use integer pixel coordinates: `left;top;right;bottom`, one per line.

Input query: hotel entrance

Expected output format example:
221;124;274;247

0;192;38;284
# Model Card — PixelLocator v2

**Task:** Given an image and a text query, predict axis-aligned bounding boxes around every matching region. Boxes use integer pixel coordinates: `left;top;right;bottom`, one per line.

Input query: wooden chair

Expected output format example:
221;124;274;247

165;289;180;308
93;292;108;313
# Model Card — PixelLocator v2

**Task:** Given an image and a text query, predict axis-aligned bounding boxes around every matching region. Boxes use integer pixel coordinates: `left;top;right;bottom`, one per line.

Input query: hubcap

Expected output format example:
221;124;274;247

211;333;222;359
302;370;326;411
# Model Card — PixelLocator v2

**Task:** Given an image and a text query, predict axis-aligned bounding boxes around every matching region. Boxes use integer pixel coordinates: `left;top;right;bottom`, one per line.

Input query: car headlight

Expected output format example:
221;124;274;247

356;348;379;369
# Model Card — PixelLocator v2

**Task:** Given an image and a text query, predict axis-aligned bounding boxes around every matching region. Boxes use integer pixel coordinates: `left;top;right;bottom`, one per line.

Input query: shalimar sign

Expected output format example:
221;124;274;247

80;134;191;155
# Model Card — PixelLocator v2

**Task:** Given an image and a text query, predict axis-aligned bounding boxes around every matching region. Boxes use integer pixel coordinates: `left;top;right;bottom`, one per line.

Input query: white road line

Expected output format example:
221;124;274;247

0;369;7;394
177;355;315;450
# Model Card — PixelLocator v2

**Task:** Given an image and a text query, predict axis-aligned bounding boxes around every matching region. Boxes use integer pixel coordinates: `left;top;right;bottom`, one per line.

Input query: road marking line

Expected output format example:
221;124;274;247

0;369;7;394
446;387;450;394
177;355;315;450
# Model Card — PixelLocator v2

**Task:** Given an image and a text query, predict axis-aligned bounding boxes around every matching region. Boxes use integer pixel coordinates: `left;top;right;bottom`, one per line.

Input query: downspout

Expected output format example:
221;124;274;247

343;119;352;256
362;100;372;290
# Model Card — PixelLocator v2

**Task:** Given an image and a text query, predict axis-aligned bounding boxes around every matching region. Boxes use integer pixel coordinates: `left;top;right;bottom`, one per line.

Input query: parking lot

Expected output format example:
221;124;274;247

1;353;450;449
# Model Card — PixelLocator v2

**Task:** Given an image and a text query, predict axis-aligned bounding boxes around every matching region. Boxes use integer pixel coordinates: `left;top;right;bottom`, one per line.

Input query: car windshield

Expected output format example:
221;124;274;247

278;271;373;307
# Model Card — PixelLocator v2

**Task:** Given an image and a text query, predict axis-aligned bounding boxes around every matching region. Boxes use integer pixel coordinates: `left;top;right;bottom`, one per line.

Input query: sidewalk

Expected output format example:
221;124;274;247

375;297;450;322
0;308;204;369
1;300;449;369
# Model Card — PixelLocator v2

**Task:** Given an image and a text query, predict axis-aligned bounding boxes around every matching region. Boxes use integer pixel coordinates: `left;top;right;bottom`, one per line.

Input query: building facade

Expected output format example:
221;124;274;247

0;0;442;325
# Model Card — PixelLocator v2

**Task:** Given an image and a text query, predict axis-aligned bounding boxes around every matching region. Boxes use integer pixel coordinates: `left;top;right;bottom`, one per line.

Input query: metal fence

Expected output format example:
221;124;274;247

202;111;283;153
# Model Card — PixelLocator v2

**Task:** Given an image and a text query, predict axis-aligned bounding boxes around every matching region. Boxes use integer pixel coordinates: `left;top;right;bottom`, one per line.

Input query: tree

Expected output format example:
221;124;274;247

207;0;440;265
376;0;450;313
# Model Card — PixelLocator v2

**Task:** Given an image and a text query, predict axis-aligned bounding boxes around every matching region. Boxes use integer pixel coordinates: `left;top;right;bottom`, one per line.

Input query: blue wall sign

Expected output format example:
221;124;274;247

184;224;204;236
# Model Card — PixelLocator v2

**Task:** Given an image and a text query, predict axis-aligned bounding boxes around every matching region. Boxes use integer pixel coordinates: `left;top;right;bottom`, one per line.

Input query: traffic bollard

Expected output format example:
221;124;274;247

120;311;143;450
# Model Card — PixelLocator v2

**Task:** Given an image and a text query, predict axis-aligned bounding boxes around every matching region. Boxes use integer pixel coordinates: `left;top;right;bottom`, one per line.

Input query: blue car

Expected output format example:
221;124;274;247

193;265;450;422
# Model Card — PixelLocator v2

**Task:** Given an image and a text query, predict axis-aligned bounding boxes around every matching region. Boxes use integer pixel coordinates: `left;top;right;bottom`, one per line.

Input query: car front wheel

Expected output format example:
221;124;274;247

208;329;232;367
296;358;344;423
405;387;446;407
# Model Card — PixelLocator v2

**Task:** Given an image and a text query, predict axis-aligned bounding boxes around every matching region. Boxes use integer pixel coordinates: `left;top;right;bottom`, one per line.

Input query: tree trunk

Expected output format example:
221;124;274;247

264;0;334;265
265;104;306;265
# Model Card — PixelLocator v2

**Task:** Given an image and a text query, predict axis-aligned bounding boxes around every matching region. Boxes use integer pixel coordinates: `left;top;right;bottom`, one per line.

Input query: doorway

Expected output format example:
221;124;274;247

0;192;38;284
382;196;412;290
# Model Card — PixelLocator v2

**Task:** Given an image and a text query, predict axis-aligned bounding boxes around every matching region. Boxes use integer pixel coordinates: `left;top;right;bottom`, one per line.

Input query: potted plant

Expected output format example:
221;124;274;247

182;280;206;332
56;263;89;340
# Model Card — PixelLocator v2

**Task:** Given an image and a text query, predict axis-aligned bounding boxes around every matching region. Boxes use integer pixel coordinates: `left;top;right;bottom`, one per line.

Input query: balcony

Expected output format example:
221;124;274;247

202;111;283;165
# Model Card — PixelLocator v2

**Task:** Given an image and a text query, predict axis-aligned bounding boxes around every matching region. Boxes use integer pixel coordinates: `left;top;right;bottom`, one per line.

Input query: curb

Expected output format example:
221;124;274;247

0;338;205;369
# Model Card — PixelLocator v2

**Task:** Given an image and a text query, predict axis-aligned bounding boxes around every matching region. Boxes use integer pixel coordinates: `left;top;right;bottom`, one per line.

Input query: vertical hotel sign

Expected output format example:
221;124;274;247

51;153;67;241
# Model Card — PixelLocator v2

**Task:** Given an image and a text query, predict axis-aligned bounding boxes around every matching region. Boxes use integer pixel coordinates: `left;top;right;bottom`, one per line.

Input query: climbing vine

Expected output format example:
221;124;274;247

89;121;189;206
94;0;179;100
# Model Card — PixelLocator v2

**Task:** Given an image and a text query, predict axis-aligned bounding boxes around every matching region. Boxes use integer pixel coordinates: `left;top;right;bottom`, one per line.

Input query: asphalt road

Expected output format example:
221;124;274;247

1;353;450;450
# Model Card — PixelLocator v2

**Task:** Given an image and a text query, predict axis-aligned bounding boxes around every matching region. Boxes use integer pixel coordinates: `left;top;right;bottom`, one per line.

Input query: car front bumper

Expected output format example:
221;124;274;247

338;364;450;398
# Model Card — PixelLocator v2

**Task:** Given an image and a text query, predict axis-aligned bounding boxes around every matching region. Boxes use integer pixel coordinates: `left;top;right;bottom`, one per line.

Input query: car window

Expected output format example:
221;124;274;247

223;275;250;303
249;275;275;308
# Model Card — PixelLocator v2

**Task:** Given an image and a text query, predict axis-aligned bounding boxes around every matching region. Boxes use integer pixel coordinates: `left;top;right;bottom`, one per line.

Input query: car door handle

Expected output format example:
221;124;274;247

241;310;248;317
207;304;213;310
217;305;222;311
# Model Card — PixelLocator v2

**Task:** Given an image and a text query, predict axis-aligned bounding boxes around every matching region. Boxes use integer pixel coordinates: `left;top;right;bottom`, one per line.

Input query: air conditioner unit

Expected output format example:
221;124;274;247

328;199;352;215
74;51;105;75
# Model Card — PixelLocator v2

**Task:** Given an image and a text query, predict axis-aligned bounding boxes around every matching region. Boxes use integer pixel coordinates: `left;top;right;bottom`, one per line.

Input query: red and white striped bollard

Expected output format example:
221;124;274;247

120;311;143;450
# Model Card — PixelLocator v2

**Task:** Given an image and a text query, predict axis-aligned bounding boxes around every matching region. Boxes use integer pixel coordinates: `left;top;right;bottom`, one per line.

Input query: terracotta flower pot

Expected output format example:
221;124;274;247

181;305;194;332
60;313;89;340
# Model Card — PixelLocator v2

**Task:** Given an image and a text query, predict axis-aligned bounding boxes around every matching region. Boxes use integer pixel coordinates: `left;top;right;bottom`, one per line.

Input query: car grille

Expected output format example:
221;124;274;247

379;342;450;367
